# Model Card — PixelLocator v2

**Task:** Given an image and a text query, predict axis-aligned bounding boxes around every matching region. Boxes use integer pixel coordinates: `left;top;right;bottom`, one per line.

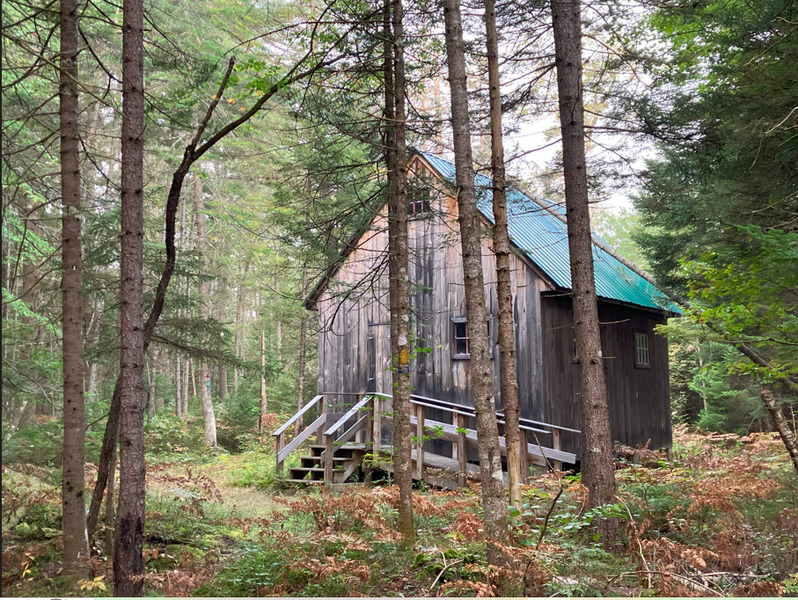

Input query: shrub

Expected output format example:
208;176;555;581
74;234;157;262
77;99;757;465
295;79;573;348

144;415;205;458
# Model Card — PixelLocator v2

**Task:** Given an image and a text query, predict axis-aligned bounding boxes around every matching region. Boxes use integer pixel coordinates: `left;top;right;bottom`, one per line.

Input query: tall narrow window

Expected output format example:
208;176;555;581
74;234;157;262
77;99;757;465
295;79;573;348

408;184;430;217
453;319;469;356
635;332;650;368
408;195;429;217
452;317;492;359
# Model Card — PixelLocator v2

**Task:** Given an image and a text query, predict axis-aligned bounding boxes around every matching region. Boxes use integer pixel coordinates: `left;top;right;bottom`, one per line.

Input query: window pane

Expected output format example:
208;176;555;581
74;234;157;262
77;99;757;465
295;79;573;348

454;321;469;355
635;333;649;366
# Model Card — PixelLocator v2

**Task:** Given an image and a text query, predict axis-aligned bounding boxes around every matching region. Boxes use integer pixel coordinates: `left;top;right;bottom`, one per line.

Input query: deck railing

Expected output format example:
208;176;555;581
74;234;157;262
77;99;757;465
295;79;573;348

272;391;579;485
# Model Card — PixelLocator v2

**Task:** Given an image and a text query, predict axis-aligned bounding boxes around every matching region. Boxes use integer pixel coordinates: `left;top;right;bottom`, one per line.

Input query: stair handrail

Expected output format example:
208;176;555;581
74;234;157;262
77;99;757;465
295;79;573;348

323;394;374;438
273;394;323;438
273;394;325;475
322;394;374;481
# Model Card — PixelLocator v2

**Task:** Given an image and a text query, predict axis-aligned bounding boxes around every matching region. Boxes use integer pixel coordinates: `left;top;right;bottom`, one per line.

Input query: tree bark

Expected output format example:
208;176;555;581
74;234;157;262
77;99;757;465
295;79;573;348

385;0;415;543
86;298;104;397
182;358;190;414
217;277;228;400
194;173;217;446
233;258;250;395
761;388;798;475
295;266;308;437
443;0;509;564
104;438;117;557
114;0;146;589
550;0;618;545
484;0;522;508
175;355;182;416
60;0;90;576
259;329;267;435
146;348;157;422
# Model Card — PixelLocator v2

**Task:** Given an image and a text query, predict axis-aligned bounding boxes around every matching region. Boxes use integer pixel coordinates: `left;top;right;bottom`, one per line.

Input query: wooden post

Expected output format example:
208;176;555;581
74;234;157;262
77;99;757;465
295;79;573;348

456;413;467;487
364;396;374;483
317;396;325;445
324;434;334;482
357;389;365;444
552;429;562;471
275;433;284;474
373;395;382;454
416;404;425;481
519;429;529;485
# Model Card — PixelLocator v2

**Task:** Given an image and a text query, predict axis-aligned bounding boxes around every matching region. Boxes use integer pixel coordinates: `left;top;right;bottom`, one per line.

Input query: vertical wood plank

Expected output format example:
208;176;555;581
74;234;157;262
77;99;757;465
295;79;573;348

364;396;374;483
275;434;283;474
519;429;529;484
416;404;425;480
324;435;334;482
552;428;562;471
317;396;325;445
457;413;467;487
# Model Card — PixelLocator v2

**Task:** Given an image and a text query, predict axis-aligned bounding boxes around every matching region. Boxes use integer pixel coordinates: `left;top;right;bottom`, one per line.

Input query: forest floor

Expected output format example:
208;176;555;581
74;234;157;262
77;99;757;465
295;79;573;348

3;424;798;597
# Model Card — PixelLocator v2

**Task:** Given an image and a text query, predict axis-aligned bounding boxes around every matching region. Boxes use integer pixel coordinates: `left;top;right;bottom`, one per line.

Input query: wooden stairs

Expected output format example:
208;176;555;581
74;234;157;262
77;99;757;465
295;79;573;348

286;444;365;484
273;392;579;490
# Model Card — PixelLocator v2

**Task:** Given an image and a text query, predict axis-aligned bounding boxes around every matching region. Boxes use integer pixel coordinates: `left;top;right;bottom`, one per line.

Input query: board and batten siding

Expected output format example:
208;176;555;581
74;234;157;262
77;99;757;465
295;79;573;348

540;294;672;456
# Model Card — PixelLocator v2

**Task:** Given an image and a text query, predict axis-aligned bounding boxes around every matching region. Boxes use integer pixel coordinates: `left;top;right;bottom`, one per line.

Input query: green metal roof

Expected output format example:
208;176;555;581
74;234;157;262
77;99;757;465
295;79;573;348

420;152;676;312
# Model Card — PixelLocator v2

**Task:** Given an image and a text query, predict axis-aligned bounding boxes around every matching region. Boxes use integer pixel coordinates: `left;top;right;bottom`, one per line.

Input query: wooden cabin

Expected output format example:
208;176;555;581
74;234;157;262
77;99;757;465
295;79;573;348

304;151;675;462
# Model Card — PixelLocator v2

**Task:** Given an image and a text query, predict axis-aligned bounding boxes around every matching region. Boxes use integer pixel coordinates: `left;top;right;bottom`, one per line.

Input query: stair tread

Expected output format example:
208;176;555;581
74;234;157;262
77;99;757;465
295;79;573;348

290;467;343;473
284;479;324;484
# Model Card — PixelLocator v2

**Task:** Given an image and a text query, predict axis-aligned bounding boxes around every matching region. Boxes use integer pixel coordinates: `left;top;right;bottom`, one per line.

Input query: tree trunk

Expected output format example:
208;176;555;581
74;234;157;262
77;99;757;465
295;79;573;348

175;355;182;416
259;330;267;435
104;438;117;557
550;0;618;545
384;0;415;543
219;363;228;400
194;173;217;446
146;349;157;423
484;0;522;508
295;266;308;437
233;259;250;395
114;0;146;589
275;278;283;365
761;388;798;475
86;298;103;397
217;278;228;400
183;357;190;414
60;0;90;576
443;0;509;564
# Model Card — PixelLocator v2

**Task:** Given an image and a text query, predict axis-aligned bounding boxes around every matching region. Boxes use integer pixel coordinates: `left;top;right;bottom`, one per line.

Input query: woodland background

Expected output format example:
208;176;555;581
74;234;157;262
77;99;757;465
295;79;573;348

2;0;797;595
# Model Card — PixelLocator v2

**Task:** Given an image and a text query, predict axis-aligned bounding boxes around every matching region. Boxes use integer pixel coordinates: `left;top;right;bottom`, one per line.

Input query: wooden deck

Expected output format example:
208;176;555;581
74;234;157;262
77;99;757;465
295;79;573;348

273;392;578;488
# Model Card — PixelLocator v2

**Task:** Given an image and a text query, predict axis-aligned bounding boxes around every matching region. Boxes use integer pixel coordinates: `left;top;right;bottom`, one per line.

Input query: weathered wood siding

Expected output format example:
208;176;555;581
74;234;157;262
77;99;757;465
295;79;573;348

540;294;672;456
316;156;550;420
315;155;672;459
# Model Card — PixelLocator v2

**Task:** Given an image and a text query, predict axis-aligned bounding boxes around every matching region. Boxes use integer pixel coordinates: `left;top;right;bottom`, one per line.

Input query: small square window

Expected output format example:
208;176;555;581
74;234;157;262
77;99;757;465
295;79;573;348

408;196;429;217
635;332;650;368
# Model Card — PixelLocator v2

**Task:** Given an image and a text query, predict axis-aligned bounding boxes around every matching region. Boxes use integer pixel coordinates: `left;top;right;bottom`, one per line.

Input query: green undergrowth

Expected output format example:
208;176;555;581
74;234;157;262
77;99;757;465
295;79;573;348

3;429;797;597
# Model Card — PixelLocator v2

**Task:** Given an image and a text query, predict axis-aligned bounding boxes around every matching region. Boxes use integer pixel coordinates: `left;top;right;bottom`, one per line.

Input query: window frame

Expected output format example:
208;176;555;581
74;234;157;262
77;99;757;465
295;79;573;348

451;316;493;360
408;195;430;218
634;331;651;369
